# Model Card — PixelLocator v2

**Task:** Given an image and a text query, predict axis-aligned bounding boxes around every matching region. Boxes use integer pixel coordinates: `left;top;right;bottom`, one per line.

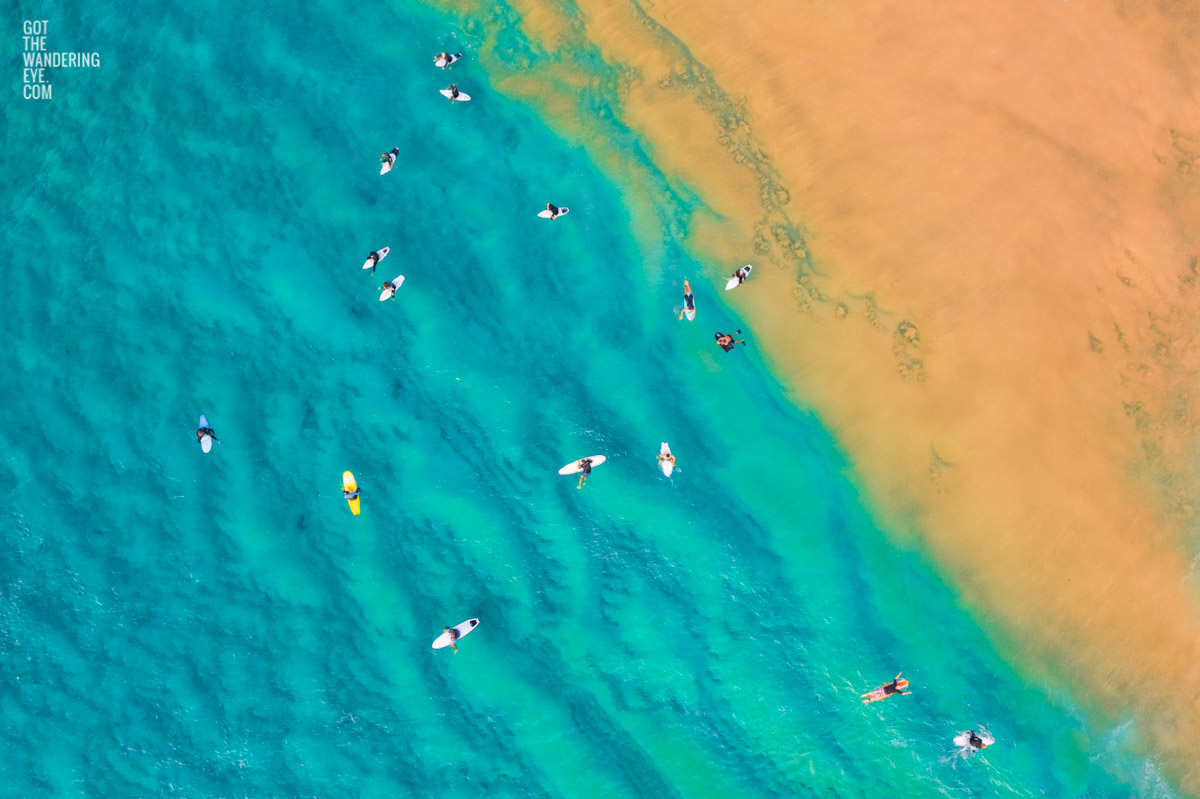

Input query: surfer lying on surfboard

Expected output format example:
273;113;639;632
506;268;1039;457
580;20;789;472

715;330;745;352
196;425;218;445
678;279;695;320
657;450;676;472
861;672;911;704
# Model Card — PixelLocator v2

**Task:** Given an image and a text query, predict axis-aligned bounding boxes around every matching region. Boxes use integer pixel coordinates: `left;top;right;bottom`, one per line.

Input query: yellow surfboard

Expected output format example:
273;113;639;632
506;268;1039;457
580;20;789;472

342;471;361;516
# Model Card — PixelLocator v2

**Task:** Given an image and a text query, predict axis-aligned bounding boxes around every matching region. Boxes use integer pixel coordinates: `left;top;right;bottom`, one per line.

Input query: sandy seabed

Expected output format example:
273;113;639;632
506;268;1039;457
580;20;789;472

477;0;1200;790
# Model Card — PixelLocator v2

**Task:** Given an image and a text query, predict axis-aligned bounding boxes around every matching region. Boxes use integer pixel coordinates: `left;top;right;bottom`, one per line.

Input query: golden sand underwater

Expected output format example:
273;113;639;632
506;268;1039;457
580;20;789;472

440;0;1200;790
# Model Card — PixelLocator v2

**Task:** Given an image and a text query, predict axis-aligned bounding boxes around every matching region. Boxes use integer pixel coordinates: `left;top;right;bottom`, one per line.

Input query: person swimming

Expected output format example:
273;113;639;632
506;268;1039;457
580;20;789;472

577;457;593;490
714;330;746;352
678;279;695;320
444;626;460;653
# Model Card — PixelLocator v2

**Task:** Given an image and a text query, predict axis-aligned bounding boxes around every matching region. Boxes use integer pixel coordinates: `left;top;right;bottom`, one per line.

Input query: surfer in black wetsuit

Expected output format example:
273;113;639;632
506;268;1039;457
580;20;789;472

678;279;695;320
196;426;218;444
577;457;593;490
546;202;561;220
380;147;398;169
367;250;381;274
379;278;400;300
714;330;745;352
966;730;988;749
444;626;461;653
448;83;460;101
436;52;451;68
733;266;749;285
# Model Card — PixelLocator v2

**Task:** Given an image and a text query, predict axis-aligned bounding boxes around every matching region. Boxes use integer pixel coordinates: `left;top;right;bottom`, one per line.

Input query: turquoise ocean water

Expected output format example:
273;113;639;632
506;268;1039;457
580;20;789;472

1;0;1181;796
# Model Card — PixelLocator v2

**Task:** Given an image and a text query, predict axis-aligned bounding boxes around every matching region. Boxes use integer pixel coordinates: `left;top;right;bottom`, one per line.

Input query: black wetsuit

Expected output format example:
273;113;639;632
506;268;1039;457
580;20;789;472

967;732;985;749
581;459;592;476
547;204;560;218
684;292;694;310
715;333;735;352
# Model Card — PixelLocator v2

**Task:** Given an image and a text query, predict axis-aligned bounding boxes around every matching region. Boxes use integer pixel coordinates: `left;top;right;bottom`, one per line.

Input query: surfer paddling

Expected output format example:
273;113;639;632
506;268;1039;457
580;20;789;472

678;279;696;320
657;450;676;471
714;330;746;352
861;672;911;704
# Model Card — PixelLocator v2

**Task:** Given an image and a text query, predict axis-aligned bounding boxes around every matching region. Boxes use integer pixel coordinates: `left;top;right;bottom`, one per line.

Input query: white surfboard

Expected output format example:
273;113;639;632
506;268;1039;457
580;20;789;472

537;207;570;219
725;264;753;291
380;147;399;175
440;88;471;102
362;246;390;270
434;53;462;68
198;414;212;454
558;455;606;475
379;275;405;301
432;618;479;649
659;442;674;476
